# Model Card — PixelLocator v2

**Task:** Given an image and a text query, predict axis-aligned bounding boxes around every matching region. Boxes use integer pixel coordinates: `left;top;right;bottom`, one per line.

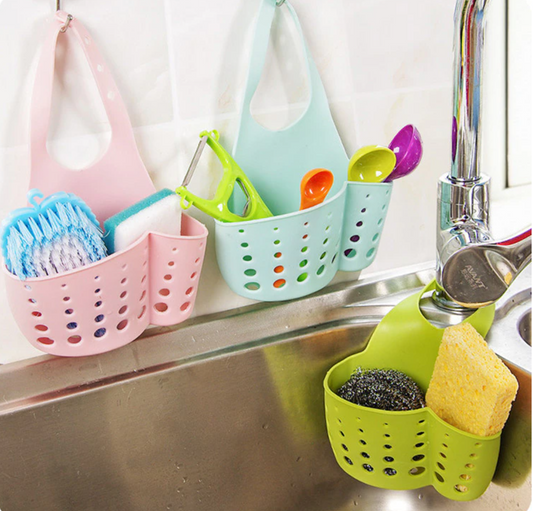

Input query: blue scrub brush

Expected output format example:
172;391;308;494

1;189;107;280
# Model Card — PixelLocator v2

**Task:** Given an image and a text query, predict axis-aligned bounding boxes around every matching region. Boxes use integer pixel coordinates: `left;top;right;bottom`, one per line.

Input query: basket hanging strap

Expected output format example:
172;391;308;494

361;279;496;389
232;0;349;216
28;10;156;223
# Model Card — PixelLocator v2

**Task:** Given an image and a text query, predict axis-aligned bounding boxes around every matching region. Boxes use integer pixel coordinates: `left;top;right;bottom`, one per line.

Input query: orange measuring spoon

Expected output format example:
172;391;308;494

299;168;334;211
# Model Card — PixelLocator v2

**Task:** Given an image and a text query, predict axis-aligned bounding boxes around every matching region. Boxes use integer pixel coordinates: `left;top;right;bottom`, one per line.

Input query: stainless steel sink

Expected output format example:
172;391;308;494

0;263;530;511
519;311;532;346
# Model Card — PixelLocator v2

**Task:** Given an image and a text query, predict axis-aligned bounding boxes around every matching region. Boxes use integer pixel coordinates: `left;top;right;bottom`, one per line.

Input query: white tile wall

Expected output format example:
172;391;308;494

0;0;529;363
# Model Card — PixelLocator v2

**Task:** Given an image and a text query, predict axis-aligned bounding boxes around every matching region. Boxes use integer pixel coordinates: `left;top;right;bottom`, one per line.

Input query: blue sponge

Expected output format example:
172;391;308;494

104;189;182;254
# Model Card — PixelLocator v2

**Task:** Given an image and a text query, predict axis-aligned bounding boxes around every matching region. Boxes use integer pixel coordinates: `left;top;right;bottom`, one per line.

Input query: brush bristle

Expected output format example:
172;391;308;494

5;200;107;280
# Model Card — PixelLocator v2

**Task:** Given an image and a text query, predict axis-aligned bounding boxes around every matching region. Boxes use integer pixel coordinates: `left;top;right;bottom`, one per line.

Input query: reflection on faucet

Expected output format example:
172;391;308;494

435;0;532;310
441;229;532;308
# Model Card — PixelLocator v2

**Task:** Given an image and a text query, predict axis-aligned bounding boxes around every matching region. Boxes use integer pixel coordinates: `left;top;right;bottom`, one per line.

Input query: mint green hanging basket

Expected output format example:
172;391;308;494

215;180;392;302
218;0;394;302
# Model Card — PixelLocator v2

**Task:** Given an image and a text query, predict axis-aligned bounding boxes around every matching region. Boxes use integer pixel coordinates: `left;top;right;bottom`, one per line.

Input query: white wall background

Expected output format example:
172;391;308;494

0;0;529;363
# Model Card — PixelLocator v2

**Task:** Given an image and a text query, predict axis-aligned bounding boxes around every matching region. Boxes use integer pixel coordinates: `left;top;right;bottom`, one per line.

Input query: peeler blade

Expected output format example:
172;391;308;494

181;135;208;187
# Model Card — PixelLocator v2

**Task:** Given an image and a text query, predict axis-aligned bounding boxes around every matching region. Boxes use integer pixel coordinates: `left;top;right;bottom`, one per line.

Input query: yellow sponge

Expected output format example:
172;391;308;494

426;323;518;437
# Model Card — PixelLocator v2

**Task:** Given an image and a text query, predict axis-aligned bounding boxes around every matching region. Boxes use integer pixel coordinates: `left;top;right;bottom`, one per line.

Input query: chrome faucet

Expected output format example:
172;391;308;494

435;0;531;310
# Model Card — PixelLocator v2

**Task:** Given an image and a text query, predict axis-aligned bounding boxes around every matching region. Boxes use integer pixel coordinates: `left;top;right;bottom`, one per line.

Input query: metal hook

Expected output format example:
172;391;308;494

56;1;73;32
276;0;286;6
60;14;73;32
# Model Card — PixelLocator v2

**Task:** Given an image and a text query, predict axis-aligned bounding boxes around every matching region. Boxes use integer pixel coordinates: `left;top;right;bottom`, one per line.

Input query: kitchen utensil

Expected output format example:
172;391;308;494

177;131;272;223
299;168;334;210
347;146;396;183
385;124;423;182
1;189;107;280
325;279;498;501
441;228;532;308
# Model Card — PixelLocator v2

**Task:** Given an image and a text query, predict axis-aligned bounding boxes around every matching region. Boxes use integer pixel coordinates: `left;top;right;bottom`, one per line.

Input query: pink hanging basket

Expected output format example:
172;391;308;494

4;215;207;357
3;13;209;357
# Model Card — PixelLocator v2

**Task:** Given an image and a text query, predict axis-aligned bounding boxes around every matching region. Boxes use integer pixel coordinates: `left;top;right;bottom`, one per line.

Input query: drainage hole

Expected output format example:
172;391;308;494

37;337;54;345
117;320;128;331
297;273;308;282
344;249;356;258
435;472;445;483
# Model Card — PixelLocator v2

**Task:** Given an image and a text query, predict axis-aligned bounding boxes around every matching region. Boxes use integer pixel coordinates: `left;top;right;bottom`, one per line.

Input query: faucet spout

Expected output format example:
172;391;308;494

434;0;532;311
451;0;492;182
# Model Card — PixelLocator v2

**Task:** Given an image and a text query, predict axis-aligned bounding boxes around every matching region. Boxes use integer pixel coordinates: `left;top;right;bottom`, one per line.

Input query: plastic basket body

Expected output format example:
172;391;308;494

339;182;392;271
325;357;501;500
216;181;392;301
323;282;500;501
4;215;207;357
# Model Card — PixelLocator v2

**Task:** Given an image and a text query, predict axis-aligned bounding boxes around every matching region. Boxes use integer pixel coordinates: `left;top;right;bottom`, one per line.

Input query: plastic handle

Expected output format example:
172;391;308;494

238;0;328;131
30;11;137;159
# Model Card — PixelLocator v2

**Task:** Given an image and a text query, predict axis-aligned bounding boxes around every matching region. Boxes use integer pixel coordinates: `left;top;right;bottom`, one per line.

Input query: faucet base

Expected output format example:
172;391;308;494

431;287;478;313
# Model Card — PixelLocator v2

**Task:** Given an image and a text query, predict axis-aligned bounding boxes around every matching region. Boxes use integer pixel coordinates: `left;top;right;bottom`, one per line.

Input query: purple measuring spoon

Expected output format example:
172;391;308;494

385;125;423;182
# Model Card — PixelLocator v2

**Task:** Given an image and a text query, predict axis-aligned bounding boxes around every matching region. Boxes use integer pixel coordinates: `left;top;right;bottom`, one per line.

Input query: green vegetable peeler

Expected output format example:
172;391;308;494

176;130;272;223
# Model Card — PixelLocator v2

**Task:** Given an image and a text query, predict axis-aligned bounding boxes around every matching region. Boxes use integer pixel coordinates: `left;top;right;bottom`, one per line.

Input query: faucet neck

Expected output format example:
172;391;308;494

451;0;492;182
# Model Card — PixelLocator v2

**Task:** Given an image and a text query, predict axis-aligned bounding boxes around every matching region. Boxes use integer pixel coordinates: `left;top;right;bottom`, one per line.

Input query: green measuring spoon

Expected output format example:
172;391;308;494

347;145;396;183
